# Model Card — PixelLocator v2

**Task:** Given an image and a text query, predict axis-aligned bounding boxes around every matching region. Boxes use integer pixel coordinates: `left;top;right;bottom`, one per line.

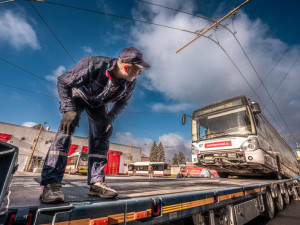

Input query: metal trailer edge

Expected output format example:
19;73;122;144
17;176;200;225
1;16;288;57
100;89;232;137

1;178;299;225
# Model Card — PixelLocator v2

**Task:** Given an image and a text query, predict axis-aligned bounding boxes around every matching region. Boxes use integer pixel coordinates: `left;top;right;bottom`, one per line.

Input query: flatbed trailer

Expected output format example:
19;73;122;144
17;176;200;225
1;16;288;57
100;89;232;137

1;143;300;225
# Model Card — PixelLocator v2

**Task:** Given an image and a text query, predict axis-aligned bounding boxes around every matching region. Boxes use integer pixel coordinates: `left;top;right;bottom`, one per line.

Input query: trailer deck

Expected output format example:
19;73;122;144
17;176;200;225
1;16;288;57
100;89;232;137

4;174;286;209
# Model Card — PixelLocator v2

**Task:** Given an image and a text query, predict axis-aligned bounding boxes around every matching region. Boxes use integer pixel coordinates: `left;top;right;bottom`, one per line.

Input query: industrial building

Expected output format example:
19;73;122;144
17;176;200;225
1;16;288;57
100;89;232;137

0;121;143;175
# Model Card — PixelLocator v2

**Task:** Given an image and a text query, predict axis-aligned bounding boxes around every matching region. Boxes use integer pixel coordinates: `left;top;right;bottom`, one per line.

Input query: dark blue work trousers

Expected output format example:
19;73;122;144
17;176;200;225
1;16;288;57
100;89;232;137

41;98;110;185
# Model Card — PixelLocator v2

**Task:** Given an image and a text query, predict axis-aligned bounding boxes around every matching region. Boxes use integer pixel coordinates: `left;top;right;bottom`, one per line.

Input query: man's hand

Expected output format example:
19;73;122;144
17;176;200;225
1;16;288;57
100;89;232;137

59;111;78;135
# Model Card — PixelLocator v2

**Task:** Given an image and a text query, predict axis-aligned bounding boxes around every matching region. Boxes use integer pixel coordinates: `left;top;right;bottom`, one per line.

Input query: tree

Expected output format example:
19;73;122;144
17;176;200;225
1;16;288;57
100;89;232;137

149;141;158;162
177;152;186;164
158;142;166;162
172;153;179;165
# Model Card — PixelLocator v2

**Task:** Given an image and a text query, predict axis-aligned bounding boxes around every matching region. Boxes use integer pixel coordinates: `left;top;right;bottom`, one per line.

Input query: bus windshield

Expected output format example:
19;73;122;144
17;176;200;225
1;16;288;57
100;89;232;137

197;107;254;140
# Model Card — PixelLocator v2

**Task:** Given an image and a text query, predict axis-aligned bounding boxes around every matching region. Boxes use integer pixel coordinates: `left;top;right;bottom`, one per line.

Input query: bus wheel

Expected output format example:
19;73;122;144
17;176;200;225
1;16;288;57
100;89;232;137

263;189;275;219
187;173;190;178
210;174;215;178
274;186;284;211
218;172;229;178
282;185;290;205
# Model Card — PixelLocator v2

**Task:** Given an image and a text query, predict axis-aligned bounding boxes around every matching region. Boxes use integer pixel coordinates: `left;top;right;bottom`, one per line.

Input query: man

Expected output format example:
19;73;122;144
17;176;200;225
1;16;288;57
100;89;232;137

40;47;150;203
148;164;154;179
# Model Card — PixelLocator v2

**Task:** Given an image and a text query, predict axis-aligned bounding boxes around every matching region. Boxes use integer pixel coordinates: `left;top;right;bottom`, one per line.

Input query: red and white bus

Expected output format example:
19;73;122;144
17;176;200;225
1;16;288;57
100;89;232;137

128;162;171;176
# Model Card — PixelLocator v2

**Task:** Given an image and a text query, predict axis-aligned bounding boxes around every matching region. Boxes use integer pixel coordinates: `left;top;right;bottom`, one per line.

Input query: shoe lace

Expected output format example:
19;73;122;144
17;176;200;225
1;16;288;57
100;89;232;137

50;183;62;192
100;182;109;188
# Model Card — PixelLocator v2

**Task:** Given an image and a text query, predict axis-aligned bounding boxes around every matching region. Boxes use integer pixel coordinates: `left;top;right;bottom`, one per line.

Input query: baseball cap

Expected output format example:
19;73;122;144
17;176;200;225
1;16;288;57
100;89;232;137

118;46;150;70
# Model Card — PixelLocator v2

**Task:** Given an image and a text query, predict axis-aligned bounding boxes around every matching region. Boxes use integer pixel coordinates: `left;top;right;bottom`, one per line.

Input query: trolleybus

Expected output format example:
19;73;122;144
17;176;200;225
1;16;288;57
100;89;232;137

128;162;171;176
182;96;299;179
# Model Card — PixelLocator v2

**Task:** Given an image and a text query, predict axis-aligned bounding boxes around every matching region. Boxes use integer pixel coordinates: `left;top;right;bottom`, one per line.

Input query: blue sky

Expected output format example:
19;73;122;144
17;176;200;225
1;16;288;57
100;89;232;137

1;0;300;160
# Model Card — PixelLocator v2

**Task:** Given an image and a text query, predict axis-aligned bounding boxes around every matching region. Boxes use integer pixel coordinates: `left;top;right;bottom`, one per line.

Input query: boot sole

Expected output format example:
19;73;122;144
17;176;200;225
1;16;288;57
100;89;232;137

40;197;65;204
88;190;118;199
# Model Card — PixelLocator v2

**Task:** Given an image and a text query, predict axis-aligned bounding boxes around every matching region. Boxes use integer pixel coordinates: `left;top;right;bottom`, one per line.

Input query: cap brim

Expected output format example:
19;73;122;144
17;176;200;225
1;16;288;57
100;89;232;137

135;61;151;70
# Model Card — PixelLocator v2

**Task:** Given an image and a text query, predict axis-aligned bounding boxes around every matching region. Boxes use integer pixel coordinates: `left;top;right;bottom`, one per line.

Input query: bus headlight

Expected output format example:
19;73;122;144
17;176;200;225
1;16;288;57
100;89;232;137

240;137;259;151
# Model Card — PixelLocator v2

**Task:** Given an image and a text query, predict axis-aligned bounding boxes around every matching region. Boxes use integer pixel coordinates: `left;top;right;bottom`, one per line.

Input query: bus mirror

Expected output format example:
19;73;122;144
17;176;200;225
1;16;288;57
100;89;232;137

251;103;261;114
182;114;186;125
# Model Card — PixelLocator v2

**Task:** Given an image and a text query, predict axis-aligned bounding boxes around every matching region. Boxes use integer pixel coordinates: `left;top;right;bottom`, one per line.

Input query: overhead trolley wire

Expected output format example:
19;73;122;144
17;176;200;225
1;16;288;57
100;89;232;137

28;1;76;64
0;57;56;87
33;0;196;35
0;81;58;99
136;0;297;134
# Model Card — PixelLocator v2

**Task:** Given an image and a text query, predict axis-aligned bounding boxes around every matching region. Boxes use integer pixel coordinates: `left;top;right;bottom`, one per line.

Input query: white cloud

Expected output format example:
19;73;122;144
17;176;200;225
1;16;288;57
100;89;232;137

113;132;153;155
82;46;93;54
46;65;66;83
158;133;191;161
22;122;38;127
131;1;300;137
152;102;193;112
0;10;40;50
46;65;66;96
113;132;191;161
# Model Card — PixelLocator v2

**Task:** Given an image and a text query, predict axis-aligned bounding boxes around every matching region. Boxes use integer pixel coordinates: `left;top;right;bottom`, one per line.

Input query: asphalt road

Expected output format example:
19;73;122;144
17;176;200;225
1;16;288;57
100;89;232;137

246;199;300;225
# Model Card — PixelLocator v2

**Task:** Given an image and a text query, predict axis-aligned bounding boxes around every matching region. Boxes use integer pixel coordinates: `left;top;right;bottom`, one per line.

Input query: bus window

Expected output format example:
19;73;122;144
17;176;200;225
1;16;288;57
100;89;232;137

164;164;170;170
157;165;163;171
128;165;134;171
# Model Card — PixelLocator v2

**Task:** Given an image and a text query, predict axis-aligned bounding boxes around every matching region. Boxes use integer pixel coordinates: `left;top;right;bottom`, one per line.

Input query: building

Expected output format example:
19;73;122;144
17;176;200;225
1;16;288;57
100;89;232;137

0;121;142;175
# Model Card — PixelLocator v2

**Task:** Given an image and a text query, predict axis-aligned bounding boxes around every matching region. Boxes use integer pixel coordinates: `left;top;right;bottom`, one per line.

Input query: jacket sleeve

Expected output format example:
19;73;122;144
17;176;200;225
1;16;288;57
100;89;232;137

57;56;92;113
108;80;137;122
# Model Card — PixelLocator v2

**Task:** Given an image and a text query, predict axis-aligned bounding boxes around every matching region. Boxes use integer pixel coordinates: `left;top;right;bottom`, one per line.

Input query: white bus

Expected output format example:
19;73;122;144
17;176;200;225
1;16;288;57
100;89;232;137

65;152;88;175
182;96;299;179
128;162;171;176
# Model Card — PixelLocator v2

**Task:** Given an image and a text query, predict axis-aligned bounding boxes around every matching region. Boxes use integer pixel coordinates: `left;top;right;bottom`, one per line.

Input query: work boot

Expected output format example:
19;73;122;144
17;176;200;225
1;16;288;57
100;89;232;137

40;183;65;203
88;182;118;198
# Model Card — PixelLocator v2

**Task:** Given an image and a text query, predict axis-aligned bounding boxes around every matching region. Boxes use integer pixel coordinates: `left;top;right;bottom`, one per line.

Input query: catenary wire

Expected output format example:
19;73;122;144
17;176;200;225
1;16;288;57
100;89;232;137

28;1;76;64
7;0;297;139
0;57;56;87
135;0;287;131
0;82;58;99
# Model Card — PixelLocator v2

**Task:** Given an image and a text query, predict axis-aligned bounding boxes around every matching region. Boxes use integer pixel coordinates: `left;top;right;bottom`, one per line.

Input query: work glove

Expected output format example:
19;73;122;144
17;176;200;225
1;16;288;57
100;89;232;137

59;111;78;135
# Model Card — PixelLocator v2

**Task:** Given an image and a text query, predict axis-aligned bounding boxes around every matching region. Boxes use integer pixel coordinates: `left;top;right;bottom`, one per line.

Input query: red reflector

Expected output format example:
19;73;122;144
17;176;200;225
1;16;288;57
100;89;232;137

242;152;245;156
26;212;34;225
7;214;16;225
230;194;235;199
134;211;148;220
90;217;109;225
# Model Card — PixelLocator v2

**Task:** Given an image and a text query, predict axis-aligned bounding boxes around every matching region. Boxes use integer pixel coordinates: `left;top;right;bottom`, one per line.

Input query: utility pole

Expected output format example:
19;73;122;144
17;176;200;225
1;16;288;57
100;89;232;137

176;0;251;53
25;122;47;172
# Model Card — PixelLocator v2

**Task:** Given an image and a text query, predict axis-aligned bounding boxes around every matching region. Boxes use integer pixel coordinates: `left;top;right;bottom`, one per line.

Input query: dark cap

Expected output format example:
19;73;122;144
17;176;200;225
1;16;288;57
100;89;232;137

118;46;150;70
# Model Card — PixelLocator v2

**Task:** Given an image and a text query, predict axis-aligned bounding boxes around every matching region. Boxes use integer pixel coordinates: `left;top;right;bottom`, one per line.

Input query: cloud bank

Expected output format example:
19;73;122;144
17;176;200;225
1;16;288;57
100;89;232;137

131;0;300;137
0;10;40;50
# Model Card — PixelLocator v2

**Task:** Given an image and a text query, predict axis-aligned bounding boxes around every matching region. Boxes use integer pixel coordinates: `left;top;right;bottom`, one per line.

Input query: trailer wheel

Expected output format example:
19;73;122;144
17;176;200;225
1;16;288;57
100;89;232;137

274;186;284;211
218;172;229;178
292;185;299;200
263;189;275;219
282;185;290;205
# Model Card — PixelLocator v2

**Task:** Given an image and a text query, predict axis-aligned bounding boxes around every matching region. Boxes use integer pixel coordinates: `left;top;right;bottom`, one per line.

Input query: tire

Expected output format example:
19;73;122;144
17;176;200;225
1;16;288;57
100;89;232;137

218;172;229;178
274;186;284;211
187;173;190;178
292;185;299;200
282;185;290;206
263;189;275;220
68;168;71;175
210;174;215;178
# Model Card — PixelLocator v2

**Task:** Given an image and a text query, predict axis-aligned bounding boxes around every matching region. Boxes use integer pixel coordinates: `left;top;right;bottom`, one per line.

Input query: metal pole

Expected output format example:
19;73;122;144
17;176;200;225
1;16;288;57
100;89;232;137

176;0;251;53
25;124;44;172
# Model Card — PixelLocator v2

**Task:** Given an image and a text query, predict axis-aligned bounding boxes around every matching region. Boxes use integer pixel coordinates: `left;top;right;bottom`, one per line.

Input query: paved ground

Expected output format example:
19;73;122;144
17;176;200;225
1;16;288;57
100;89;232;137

246;199;300;225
